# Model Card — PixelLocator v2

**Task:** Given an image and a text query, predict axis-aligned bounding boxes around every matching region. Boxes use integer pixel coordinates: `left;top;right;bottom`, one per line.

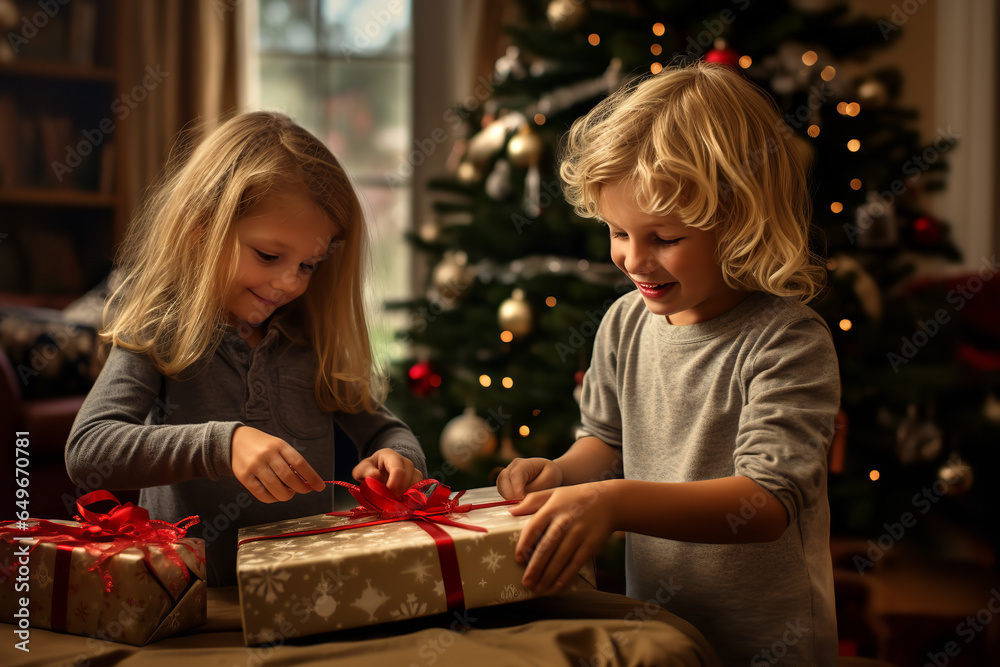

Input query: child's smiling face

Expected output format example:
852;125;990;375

598;182;747;325
225;188;338;330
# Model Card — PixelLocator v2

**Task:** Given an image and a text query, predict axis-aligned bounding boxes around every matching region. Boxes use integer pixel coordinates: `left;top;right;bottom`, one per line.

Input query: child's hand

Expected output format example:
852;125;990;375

510;482;615;595
353;448;423;498
497;457;564;500
231;426;326;503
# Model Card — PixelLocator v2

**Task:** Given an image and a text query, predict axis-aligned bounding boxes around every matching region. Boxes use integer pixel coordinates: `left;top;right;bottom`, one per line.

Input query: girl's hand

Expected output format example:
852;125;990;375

510;482;615;595
231;426;326;503
497;457;564;500
353;448;423;498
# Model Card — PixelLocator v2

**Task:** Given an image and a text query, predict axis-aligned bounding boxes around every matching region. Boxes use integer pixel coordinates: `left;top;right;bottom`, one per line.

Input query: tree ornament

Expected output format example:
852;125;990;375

895;404;943;464
547;0;587;31
910;214;943;247
466;118;510;170
498;288;533;338
431;252;473;304
507;127;544;168
853;191;899;248
938;452;973;495
857;78;889;107
831;254;882;321
456;161;482;184
485;158;512;201
407;360;440;397
705;39;740;68
418;218;440;243
440;407;497;471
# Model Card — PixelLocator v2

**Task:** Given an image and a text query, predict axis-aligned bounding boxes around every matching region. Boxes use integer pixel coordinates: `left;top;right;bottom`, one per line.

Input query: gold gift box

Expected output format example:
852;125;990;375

236;487;595;645
0;523;207;646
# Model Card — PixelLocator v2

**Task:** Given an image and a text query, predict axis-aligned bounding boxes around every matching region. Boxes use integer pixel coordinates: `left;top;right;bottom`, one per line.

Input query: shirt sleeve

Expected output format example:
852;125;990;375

65;345;241;489
734;317;840;524
575;306;624;448
337;404;428;477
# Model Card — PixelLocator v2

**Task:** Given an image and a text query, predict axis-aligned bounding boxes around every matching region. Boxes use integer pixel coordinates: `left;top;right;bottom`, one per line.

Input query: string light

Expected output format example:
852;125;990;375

502;377;514;389
830;202;843;213
802;50;818;66
650;44;662;56
532;409;541;416
500;331;513;343
807;125;820;138
545;296;557;307
839;319;853;331
850;178;862;190
534;113;546;125
846;102;860;116
479;375;492;387
739;55;752;68
847;139;861;152
870;470;880;481
837;102;849;115
588;33;600;46
820;65;836;81
652;22;665;36
519;425;530;437
650;62;662;74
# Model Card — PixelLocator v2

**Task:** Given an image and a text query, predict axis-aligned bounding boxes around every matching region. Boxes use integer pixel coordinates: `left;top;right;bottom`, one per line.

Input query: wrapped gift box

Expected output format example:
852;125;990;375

0;493;207;645
236;484;596;645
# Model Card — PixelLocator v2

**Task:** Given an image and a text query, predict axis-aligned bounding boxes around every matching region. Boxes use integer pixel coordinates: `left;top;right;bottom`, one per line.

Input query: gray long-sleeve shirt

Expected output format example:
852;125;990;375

66;320;426;586
577;290;840;666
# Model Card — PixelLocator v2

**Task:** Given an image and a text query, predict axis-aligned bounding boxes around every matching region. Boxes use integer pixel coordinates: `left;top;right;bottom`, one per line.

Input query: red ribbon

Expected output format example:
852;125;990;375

0;491;201;632
238;479;516;612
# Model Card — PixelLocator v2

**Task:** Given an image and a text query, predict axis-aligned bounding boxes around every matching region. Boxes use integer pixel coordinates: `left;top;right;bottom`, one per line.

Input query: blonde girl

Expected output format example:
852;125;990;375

498;62;840;665
67;111;425;586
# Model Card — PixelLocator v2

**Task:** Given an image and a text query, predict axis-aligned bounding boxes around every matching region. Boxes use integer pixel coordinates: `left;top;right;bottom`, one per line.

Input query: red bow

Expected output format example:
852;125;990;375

1;490;201;592
327;478;487;532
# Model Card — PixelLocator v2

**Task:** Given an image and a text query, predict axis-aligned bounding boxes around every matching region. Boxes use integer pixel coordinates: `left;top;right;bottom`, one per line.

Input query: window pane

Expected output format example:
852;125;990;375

258;57;322;134
361;185;411;360
259;0;318;53
320;60;411;181
321;0;412;58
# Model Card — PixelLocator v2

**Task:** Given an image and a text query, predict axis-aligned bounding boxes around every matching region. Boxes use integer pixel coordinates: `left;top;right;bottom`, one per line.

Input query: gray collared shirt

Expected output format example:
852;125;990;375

67;321;426;586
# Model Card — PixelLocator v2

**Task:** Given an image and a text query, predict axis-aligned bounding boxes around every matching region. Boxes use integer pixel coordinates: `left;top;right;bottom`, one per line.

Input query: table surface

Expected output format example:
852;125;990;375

3;586;722;666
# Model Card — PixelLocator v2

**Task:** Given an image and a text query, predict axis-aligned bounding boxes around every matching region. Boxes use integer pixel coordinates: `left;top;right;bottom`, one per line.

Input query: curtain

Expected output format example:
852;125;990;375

120;0;242;223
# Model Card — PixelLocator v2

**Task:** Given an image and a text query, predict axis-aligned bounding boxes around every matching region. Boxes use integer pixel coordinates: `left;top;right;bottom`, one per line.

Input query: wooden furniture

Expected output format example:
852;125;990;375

0;0;129;298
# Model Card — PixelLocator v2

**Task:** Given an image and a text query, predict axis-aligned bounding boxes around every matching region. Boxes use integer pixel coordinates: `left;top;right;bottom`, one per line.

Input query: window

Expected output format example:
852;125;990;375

249;0;413;360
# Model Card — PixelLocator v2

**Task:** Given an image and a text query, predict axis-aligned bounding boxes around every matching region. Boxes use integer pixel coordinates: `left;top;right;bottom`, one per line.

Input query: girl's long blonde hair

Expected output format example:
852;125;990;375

104;111;385;413
560;61;826;301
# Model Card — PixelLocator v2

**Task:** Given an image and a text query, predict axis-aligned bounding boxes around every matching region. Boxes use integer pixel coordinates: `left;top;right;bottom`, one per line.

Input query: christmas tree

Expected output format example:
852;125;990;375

385;0;997;562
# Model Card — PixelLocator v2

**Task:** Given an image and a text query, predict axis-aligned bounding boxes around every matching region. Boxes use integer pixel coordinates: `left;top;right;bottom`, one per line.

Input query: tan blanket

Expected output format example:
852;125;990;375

4;587;721;666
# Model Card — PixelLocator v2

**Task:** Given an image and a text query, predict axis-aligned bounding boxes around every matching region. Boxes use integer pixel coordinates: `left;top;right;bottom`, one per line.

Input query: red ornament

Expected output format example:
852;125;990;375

705;41;741;68
911;215;943;246
574;370;586;385
407;361;441;397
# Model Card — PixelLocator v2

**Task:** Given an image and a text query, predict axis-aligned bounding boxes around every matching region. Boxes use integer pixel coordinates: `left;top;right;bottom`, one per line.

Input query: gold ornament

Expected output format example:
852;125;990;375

547;0;587;31
440;407;497;471
507;127;544;168
431;252;473;301
857;79;889;107
938;452;973;495
457;161;482;184
466;119;509;170
498;288;533;338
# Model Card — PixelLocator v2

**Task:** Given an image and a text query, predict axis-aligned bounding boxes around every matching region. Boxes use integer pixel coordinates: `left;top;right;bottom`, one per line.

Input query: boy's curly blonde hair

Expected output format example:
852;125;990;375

560;61;825;301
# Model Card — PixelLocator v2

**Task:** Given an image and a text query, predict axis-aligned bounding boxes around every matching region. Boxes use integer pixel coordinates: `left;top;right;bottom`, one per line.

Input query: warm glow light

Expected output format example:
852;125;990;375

837;101;849;115
830;202;843;214
846;102;860;116
802;50;818;66
826;259;838;270
650;62;663;74
839;319;853;331
739;55;752;68
652;22;665;36
500;330;513;343
545;296;557;307
847;139;861;152
820;65;836;81
588;33;600;46
502;377;514;389
532;409;541;416
479;375;491;387
534;113;546;125
870;470;880;481
850;178;862;190
519;425;530;437
650;44;662;56
807;125;820;138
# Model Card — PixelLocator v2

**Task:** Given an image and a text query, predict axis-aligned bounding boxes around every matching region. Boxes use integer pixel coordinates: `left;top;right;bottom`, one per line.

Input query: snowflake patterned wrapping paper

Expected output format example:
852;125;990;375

0;525;207;645
236;486;596;645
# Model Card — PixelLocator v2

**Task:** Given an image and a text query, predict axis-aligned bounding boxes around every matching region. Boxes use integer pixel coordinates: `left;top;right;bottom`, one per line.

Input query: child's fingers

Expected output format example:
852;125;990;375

383;457;414;497
529;517;580;593
281;447;326;492
520;514;570;590
254;466;295;502
243;476;279;504
497;462;528;500
509;489;551;516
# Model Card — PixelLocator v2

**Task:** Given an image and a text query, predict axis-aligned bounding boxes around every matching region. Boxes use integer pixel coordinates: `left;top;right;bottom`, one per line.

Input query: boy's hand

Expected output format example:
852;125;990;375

510;482;615;595
497;457;564;500
231;426;326;503
353;448;423;498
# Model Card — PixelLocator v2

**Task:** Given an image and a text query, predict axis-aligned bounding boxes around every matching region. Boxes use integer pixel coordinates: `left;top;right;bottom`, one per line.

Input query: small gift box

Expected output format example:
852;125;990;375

0;491;207;646
236;481;596;645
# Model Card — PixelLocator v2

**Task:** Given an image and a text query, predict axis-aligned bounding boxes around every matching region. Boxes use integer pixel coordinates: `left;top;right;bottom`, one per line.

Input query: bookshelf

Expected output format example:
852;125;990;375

0;0;128;297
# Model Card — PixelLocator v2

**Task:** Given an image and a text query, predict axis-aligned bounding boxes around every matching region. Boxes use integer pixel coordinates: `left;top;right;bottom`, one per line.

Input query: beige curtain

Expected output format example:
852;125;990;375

120;0;242;226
